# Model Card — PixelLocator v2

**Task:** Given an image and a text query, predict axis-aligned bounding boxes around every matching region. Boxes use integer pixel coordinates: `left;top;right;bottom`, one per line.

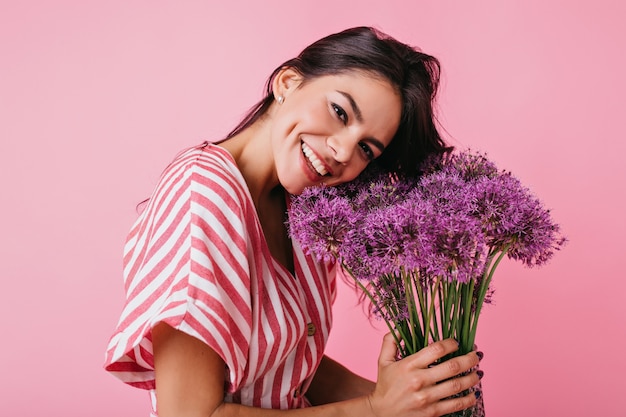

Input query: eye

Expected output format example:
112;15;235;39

331;103;348;124
359;142;375;161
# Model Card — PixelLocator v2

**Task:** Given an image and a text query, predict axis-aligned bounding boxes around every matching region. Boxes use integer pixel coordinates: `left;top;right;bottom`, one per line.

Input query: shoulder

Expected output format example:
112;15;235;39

153;142;251;210
125;143;254;257
161;143;242;185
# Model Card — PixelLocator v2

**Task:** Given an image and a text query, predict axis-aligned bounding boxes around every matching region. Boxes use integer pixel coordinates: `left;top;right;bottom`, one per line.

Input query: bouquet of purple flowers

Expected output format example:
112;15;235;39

288;150;566;369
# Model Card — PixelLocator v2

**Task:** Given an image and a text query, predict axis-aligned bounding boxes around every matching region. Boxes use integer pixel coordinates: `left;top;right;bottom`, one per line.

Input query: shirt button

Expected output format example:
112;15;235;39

307;322;316;336
294;386;301;397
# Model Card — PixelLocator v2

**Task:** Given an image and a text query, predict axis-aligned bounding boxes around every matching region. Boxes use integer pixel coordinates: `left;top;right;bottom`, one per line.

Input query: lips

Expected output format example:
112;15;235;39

301;142;329;176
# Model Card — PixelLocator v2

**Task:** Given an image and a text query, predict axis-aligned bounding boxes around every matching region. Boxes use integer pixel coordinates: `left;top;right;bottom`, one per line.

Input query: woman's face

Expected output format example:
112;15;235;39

270;70;402;195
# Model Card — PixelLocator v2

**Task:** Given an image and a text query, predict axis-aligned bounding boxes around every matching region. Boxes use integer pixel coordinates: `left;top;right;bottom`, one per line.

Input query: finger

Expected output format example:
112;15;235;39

431;389;479;417
378;332;399;367
404;338;460;369
429;369;480;398
425;351;480;383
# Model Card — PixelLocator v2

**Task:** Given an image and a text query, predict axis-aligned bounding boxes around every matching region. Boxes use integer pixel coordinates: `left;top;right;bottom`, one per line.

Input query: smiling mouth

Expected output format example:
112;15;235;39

301;142;329;176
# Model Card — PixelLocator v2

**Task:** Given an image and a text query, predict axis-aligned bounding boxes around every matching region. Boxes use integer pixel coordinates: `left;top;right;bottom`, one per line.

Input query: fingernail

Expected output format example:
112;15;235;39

476;351;484;361
474;390;482;399
476;370;484;380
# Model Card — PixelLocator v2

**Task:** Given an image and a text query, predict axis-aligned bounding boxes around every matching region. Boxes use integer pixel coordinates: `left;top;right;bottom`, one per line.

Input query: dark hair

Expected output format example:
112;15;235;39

226;26;452;177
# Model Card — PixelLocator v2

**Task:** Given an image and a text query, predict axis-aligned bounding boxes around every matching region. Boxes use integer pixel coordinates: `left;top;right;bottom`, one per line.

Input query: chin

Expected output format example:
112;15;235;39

279;169;323;196
282;182;306;196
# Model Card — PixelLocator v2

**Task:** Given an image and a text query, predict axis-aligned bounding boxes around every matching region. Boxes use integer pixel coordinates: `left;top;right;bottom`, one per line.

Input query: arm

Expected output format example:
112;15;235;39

153;323;481;417
152;322;373;417
306;356;375;405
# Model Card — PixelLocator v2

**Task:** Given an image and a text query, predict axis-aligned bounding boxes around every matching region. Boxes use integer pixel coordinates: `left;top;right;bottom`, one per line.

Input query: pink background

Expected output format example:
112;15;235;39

1;1;624;415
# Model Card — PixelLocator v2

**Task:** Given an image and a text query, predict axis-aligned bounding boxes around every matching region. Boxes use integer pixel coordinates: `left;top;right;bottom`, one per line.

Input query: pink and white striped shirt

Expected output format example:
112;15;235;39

104;143;337;415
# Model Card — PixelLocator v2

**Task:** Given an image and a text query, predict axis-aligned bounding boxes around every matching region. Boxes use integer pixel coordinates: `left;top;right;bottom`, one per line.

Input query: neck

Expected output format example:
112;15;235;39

218;119;279;205
219;114;293;272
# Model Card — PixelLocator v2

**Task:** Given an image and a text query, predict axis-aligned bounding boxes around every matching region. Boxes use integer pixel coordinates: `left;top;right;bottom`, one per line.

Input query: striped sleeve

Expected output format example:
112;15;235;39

104;148;255;391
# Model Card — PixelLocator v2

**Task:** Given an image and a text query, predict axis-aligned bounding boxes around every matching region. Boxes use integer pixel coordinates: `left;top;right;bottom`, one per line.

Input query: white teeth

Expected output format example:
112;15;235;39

301;142;328;176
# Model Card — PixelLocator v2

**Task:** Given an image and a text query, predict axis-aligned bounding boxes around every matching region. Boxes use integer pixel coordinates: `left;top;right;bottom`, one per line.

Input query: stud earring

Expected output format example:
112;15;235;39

277;95;284;104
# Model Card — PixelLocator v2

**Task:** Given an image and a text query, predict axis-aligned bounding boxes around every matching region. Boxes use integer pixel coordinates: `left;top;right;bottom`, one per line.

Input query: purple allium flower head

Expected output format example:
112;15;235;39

333;163;387;199
422;211;488;283
469;170;566;266
287;185;359;263
417;171;475;216
369;274;411;323
505;195;567;267
289;148;565;314
470;173;529;249
353;178;414;212
390;196;437;271
342;190;436;281
336;235;373;280
446;150;500;181
362;212;405;276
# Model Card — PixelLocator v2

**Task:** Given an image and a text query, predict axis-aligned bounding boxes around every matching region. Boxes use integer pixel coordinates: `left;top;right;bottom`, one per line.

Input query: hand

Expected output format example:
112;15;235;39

368;333;481;417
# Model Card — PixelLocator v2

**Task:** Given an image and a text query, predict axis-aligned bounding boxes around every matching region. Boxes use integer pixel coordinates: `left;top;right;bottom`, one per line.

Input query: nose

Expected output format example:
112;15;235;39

327;134;358;165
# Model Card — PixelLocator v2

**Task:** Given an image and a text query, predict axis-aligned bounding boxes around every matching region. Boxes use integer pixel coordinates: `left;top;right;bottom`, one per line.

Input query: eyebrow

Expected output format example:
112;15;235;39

338;90;363;122
337;90;386;153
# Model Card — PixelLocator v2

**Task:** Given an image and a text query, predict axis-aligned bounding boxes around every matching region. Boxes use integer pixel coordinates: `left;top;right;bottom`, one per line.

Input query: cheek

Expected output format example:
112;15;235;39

347;164;368;181
275;102;330;140
298;100;334;130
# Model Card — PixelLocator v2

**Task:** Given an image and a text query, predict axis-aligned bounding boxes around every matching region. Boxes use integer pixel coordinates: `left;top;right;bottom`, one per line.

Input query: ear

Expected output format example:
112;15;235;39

272;67;303;99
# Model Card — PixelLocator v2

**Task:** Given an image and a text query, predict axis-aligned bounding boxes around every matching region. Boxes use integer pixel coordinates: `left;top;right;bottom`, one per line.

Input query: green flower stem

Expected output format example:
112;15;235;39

346;242;510;361
447;281;458;340
402;271;418;353
438;280;447;340
410;277;426;351
349;269;402;351
448;281;459;339
468;245;510;349
410;271;425;344
415;279;429;351
449;282;461;340
402;270;427;353
460;279;476;354
433;282;444;340
427;275;442;343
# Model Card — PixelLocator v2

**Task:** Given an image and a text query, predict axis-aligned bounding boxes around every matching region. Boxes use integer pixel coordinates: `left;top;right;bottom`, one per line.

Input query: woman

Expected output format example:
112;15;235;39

105;26;482;417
